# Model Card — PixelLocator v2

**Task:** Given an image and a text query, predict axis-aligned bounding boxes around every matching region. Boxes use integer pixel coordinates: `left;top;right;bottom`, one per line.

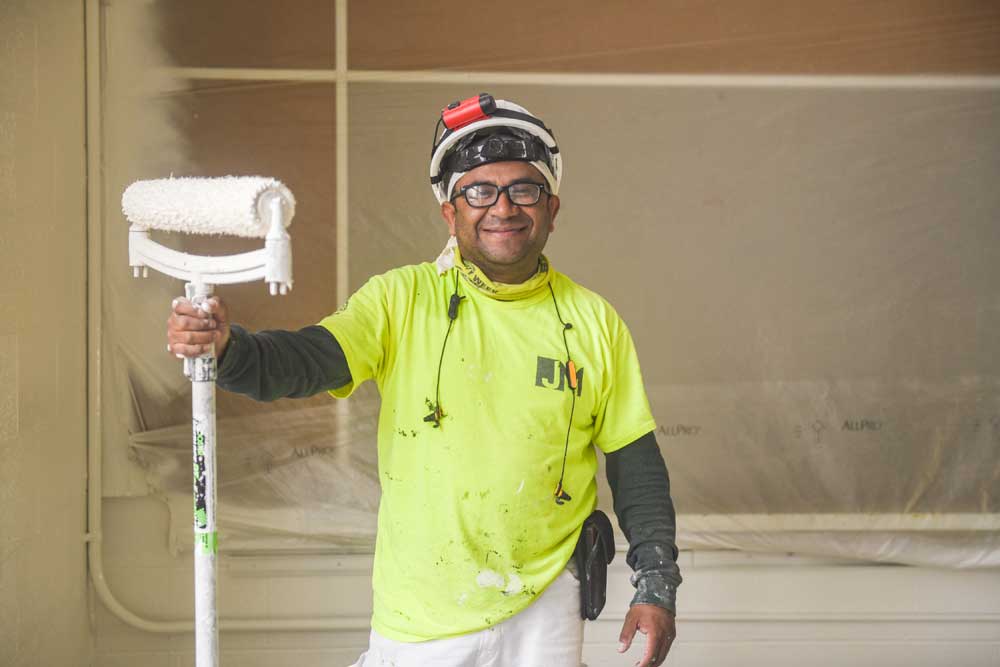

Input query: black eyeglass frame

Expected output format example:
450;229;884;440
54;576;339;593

449;181;551;209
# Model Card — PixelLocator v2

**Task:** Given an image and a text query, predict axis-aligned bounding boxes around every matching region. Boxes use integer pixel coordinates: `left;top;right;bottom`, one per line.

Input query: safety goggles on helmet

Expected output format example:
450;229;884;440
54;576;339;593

446;129;552;177
429;93;562;204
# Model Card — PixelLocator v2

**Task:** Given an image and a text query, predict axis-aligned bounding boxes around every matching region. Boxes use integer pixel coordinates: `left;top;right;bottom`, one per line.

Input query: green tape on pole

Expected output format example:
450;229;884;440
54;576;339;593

197;531;218;555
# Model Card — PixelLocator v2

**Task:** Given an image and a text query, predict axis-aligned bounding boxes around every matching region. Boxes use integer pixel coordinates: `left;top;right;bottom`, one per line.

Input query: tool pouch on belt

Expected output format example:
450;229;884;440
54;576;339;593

573;509;615;620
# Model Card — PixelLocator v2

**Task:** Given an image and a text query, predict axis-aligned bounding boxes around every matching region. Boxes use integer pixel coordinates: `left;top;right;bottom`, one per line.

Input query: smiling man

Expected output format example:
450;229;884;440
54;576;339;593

442;161;559;283
167;94;681;667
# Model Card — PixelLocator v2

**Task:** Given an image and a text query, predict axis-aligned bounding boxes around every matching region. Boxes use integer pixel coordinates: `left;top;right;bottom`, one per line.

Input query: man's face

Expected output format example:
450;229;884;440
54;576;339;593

440;161;560;282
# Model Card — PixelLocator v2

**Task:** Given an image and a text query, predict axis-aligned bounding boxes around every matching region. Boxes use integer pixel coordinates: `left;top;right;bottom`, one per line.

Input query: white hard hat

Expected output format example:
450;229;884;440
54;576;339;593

429;94;562;204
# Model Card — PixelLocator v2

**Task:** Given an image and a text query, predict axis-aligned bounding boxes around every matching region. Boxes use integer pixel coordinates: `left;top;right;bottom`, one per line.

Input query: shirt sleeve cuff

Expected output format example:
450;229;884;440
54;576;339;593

629;571;678;615
217;324;248;382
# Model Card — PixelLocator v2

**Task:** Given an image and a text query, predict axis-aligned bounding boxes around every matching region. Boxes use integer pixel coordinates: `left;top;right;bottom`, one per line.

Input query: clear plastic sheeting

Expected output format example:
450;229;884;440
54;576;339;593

130;396;381;554
99;1;1000;568
678;530;1000;569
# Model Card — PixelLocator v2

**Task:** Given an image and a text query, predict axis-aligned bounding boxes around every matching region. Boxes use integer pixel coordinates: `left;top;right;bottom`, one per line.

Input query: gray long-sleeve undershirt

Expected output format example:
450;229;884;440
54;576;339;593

605;430;682;612
217;324;682;613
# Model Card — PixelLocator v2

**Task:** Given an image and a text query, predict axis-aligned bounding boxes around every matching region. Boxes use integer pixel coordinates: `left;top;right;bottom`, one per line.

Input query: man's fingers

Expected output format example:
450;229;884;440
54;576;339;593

650;637;670;667
170;296;222;319
201;297;229;323
621;607;677;667
168;329;219;347
167;342;214;357
618;615;639;654
170;314;217;331
171;297;191;314
635;635;658;667
167;297;227;358
658;633;675;665
648;622;676;666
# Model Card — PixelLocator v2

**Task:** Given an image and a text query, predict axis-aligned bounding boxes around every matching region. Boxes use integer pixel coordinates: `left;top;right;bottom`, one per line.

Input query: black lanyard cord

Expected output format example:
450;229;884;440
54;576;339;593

425;270;463;427
548;282;576;505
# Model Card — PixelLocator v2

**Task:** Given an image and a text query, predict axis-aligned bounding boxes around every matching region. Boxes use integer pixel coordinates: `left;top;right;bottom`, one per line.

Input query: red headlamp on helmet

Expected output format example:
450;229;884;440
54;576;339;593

441;93;497;131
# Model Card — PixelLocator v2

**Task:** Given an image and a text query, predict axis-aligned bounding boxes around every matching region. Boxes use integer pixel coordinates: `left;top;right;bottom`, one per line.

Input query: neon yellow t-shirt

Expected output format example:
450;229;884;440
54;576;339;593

317;258;656;642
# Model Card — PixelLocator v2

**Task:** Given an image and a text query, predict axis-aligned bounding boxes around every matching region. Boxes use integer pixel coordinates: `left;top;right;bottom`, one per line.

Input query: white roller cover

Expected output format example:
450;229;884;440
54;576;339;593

122;176;296;238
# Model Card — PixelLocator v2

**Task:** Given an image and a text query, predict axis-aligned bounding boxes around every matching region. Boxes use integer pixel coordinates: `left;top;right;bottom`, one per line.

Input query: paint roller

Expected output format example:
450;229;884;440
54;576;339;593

123;175;296;667
124;175;296;293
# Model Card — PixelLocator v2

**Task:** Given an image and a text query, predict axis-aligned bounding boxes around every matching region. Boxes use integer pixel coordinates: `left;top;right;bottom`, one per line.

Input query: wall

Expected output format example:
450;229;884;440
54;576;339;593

0;0;91;665
91;2;1000;666
94;496;1000;666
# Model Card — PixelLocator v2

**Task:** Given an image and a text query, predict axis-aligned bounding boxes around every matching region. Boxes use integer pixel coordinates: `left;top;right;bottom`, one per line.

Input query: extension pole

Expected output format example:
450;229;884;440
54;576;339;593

124;176;295;662
187;280;219;667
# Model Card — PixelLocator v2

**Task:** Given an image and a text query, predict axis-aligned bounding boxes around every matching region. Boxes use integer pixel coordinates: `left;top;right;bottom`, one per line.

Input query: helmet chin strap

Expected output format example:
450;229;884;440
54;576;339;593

445;172;466;202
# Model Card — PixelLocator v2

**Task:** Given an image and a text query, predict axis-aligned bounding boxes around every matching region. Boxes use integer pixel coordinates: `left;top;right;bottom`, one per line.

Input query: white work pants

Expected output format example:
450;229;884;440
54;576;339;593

350;568;584;667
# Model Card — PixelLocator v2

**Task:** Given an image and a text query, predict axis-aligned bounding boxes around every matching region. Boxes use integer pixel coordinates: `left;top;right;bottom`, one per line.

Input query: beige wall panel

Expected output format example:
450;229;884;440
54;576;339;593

349;0;1000;74
157;0;336;69
92;509;1000;667
0;0;90;665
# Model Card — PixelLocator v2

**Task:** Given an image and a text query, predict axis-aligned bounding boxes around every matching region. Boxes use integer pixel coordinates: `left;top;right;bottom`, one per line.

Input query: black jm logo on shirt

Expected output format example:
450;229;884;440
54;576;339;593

535;356;584;396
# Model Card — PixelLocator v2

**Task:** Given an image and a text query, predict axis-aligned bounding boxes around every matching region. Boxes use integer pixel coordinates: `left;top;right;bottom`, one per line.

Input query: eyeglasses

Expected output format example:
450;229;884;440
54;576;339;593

450;181;549;208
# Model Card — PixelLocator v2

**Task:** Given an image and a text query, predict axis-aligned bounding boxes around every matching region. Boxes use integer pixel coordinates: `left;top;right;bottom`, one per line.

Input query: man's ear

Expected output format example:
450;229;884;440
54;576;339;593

440;201;457;236
546;194;561;233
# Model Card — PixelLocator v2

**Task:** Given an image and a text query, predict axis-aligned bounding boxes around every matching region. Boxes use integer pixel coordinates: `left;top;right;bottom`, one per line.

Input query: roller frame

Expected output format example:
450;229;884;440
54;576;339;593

128;195;293;295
